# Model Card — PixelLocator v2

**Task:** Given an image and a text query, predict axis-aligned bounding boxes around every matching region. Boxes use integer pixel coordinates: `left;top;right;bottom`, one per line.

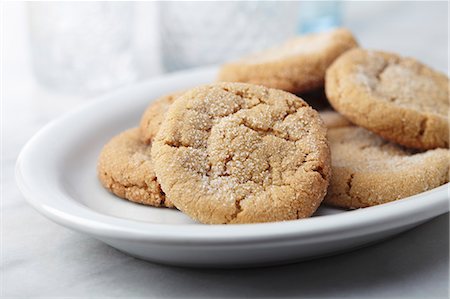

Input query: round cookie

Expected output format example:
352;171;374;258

152;82;331;224
98;128;174;208
139;92;181;144
218;28;358;94
324;126;449;209
320;110;352;129
325;48;449;149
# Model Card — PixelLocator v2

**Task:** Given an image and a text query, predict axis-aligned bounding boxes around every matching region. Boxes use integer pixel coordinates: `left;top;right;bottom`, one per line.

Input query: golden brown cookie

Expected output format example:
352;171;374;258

139;92;181;144
324;126;449;209
218;28;358;94
326;48;449;149
97;128;174;208
320;110;352;129
152;82;331;224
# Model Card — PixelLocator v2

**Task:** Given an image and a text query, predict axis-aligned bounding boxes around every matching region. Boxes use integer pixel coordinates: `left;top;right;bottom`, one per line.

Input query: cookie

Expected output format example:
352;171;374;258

320;110;352;129
152;82;331;224
218;28;358;94
325;48;449;149
139;92;181;144
97;128;174;208
324;126;449;209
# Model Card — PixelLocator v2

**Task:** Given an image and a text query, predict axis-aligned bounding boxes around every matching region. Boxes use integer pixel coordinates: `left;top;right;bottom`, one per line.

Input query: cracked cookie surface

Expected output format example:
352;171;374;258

152;82;331;224
324;126;449;209
98;128;174;208
139;92;182;144
218;28;357;94
326;48;449;149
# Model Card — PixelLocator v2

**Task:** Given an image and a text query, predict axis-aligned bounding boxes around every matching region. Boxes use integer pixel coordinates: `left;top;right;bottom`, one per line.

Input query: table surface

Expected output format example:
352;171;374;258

2;2;449;298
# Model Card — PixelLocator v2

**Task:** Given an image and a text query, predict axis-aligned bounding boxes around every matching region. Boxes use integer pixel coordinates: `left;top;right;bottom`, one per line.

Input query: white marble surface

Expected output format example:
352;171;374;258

2;2;449;298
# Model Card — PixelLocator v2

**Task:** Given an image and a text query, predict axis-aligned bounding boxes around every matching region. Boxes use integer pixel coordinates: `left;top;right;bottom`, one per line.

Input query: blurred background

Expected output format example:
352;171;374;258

19;1;344;95
4;2;448;98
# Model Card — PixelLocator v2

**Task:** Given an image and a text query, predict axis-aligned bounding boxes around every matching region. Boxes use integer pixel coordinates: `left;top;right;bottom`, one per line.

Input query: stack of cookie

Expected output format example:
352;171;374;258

323;49;449;208
98;28;449;224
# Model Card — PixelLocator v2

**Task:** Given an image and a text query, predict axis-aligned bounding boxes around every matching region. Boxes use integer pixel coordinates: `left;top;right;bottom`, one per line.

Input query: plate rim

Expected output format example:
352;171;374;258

15;66;450;245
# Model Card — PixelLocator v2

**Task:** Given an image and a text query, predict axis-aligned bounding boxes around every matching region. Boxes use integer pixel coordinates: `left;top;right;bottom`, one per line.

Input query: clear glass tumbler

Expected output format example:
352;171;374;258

28;2;137;94
159;2;301;71
298;1;342;33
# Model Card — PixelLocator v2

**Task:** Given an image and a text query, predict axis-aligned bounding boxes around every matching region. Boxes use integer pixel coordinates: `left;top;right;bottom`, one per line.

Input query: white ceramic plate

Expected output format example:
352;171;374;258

16;66;449;268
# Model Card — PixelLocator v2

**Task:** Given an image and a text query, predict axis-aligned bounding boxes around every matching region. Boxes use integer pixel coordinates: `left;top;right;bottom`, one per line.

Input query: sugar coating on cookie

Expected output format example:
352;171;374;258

139;92;181;144
320;110;352;129
326;48;449;149
218;28;358;94
97;128;174;208
325;126;449;209
152;82;331;224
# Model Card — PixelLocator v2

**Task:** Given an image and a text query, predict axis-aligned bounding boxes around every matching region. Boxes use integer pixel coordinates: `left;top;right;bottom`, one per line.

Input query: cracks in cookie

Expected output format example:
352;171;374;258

287;97;309;111
223;154;233;165
215;169;231;178
159;192;167;206
346;173;354;198
301;151;311;165
301;151;328;181
278;104;309;123
344;173;366;207
143;179;169;207
217;173;231;178
202;93;315;187
222;86;248;100
234;90;245;98
165;140;195;149
221;86;275;109
280;111;291;123
175;86;307;155
229;197;244;222
266;162;273;174
218;154;234;178
240;119;292;142
312;165;326;180
418;117;428;139
375;61;390;82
